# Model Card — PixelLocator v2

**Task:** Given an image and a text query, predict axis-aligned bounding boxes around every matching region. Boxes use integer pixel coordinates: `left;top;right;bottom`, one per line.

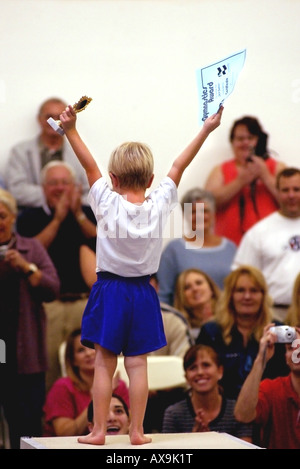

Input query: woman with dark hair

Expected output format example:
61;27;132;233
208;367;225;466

43;328;129;436
87;393;130;435
162;344;252;442
205;116;286;244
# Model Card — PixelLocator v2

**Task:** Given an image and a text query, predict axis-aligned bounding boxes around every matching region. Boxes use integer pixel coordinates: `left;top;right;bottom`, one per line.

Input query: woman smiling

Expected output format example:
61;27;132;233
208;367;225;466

196;265;289;399
162;344;252;442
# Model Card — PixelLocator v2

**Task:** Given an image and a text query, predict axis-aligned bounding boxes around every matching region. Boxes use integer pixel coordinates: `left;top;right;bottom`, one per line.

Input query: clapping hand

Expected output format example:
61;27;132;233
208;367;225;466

192;408;210;433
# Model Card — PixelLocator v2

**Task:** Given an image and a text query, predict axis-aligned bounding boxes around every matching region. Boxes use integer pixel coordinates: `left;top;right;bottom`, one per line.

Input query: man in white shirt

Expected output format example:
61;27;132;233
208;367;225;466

232;167;300;321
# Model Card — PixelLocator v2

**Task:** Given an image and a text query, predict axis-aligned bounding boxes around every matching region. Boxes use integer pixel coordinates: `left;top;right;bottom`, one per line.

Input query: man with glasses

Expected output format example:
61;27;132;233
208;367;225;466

5;97;89;211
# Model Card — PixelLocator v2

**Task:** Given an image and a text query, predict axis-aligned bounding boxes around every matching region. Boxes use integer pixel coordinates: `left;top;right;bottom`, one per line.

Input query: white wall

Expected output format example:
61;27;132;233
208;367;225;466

0;0;299;203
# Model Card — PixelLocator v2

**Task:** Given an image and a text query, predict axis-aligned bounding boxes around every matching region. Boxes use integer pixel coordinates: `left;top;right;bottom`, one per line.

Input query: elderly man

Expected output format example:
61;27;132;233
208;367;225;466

5;97;89;210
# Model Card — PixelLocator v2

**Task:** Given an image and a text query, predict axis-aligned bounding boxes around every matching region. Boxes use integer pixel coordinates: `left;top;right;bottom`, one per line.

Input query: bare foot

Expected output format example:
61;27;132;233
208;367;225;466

130;431;152;445
78;431;106;445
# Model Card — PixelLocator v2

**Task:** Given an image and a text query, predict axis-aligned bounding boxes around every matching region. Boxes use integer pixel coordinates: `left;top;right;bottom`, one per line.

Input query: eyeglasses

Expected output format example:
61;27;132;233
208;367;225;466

40;114;61;121
233;287;263;295
45;179;73;187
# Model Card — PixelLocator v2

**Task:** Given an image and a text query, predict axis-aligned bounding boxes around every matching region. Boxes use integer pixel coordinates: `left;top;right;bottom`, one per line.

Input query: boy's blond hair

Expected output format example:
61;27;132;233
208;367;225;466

108;142;154;190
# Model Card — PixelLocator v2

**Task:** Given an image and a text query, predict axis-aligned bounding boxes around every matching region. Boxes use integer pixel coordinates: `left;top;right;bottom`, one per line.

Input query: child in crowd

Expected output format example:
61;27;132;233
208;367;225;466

59;104;223;445
87;394;130;436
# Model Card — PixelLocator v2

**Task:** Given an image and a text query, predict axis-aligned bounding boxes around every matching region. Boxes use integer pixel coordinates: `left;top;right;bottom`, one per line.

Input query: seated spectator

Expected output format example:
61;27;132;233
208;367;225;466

285;272;300;327
162;344;253;442
196;265;289;399
87;394;130;435
234;325;300;449
149;274;193;357
157;188;236;305
205;115;286;245
17;160;97;391
5;97;90;210
173;268;221;343
231;167;300;322
43;329;129;437
0;188;60;448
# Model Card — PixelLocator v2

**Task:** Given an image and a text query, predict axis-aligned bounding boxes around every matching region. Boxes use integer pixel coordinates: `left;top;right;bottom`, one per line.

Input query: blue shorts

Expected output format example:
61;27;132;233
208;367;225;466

81;272;167;356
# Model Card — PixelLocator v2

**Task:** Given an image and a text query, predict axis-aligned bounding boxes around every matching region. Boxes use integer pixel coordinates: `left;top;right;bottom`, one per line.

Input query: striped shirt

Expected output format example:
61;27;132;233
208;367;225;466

162;393;252;439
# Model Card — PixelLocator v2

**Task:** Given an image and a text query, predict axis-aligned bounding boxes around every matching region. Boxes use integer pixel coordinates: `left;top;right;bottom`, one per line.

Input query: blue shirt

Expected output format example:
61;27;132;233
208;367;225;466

157;237;236;305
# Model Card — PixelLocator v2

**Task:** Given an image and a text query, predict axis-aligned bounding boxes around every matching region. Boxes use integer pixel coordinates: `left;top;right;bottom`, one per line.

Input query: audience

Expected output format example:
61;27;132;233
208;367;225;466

232;167;300;322
87;394;130;436
205;116;286;245
17;160;97;391
234;325;300;449
196;265;289;399
0;188;60;448
285;272;300;327
173;268;220;343
43;328;129;437
5;97;90;210
162;344;253;442
157;188;236;305
3;105;296;448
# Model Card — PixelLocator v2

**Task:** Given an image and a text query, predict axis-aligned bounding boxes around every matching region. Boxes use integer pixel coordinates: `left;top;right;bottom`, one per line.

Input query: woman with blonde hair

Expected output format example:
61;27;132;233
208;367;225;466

285;272;300;327
196;265;289;399
174;268;220;342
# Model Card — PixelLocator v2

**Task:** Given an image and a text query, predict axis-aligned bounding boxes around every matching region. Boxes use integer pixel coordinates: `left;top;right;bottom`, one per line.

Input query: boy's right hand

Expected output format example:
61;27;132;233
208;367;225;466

60;105;77;132
203;106;224;133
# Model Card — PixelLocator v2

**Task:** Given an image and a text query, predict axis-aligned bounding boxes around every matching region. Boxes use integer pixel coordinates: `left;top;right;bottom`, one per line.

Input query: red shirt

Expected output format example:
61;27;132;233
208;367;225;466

215;158;279;245
256;375;300;449
43;376;129;436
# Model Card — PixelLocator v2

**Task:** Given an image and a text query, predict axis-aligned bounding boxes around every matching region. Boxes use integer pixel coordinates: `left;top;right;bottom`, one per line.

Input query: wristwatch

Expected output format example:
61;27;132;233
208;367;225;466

25;263;38;277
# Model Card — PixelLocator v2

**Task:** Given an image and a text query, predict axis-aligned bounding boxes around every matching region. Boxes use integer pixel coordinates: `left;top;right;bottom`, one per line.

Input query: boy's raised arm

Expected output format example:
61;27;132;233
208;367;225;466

167;107;223;187
60;106;102;188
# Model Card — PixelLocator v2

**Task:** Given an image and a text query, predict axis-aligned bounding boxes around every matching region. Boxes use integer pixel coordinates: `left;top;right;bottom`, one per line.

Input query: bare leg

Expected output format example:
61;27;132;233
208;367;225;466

78;344;117;445
124;354;152;445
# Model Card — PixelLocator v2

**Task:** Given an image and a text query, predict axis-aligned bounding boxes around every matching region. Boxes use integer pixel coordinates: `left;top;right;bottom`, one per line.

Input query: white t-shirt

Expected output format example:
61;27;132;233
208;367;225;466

232;212;300;304
88;176;178;276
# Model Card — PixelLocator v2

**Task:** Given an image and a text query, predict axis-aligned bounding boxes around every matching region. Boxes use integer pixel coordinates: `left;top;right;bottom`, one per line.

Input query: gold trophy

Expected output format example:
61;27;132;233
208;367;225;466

47;96;92;135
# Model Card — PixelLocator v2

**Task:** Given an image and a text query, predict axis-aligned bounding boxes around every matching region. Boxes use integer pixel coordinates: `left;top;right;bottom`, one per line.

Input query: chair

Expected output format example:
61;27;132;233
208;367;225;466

58;341;186;391
58;340;67;377
115;355;186;391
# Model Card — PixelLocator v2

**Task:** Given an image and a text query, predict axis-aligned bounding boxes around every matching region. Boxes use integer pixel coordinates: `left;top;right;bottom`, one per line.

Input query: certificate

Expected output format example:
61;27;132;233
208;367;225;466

196;49;246;123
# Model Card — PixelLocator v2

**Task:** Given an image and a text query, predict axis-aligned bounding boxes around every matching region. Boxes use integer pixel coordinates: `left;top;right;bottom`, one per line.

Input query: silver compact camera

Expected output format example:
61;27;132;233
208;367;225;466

0;245;8;261
270;325;297;343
